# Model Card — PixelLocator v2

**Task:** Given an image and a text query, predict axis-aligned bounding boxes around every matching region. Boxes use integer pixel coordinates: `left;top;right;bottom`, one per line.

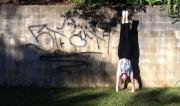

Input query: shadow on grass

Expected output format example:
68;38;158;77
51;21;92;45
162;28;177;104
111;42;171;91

0;88;179;106
126;88;180;106
55;89;109;106
0;88;109;106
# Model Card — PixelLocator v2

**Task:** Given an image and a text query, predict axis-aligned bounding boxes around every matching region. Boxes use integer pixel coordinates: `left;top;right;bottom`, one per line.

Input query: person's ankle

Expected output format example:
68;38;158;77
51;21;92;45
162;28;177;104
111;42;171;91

125;10;129;23
122;10;126;24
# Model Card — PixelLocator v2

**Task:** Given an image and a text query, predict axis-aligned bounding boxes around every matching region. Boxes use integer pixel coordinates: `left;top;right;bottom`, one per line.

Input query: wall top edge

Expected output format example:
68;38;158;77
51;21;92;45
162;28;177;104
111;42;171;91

0;4;169;7
0;4;75;7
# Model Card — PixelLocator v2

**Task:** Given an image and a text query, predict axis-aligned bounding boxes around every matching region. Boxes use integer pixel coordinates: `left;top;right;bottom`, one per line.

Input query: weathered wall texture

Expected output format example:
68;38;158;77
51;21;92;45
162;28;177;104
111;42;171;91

0;5;179;88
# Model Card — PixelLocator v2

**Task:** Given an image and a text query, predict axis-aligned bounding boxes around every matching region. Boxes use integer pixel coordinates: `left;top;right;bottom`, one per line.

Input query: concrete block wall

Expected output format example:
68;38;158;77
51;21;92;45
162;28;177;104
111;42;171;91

0;5;179;88
135;6;180;87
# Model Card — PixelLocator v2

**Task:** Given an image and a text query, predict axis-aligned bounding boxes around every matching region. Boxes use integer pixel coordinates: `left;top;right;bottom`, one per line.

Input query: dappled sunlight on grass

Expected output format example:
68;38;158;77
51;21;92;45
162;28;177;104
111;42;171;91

0;88;179;106
126;88;180;106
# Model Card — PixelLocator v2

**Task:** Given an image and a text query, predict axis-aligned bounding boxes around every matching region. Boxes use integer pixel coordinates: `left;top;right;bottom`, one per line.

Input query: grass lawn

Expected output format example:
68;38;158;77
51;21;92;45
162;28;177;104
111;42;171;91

0;87;179;106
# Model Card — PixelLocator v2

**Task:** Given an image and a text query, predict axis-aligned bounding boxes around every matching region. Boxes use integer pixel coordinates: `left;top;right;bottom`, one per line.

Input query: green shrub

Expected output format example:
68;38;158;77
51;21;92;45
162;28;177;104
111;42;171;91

167;0;180;18
69;0;179;18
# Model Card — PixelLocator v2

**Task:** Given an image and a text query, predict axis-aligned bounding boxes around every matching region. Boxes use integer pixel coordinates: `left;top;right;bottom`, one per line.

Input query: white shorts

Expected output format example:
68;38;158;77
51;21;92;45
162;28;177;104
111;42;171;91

116;58;132;77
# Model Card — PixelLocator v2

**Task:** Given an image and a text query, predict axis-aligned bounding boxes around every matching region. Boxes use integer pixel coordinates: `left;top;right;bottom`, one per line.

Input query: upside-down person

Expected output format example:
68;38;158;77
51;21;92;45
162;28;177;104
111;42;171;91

116;9;135;93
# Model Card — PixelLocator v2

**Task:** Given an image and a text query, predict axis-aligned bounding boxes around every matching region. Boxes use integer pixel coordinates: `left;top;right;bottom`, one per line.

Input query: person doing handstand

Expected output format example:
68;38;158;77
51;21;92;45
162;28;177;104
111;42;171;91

116;9;135;93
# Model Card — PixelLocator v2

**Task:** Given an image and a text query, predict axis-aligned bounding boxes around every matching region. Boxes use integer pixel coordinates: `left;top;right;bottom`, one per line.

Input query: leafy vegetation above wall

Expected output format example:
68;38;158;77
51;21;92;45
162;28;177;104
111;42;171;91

0;0;179;18
69;0;180;18
167;0;180;18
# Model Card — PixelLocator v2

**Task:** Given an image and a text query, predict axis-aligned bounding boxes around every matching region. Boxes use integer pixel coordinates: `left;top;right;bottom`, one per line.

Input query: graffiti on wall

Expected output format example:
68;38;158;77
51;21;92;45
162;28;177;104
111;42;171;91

25;18;111;71
39;51;102;71
26;18;111;53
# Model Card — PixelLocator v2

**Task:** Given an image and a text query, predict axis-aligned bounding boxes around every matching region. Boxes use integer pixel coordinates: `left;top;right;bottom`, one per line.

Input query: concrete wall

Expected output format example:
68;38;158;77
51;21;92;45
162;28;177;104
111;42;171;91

0;5;179;88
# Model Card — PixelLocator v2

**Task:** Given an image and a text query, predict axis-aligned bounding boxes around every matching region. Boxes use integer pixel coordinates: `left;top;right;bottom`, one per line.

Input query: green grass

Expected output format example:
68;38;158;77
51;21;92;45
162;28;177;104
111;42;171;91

0;87;179;106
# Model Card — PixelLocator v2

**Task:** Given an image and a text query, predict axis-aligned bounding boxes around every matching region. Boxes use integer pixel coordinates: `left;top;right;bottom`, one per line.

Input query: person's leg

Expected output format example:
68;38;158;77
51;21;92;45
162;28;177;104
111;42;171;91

122;10;126;24
125;10;129;23
130;71;135;92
